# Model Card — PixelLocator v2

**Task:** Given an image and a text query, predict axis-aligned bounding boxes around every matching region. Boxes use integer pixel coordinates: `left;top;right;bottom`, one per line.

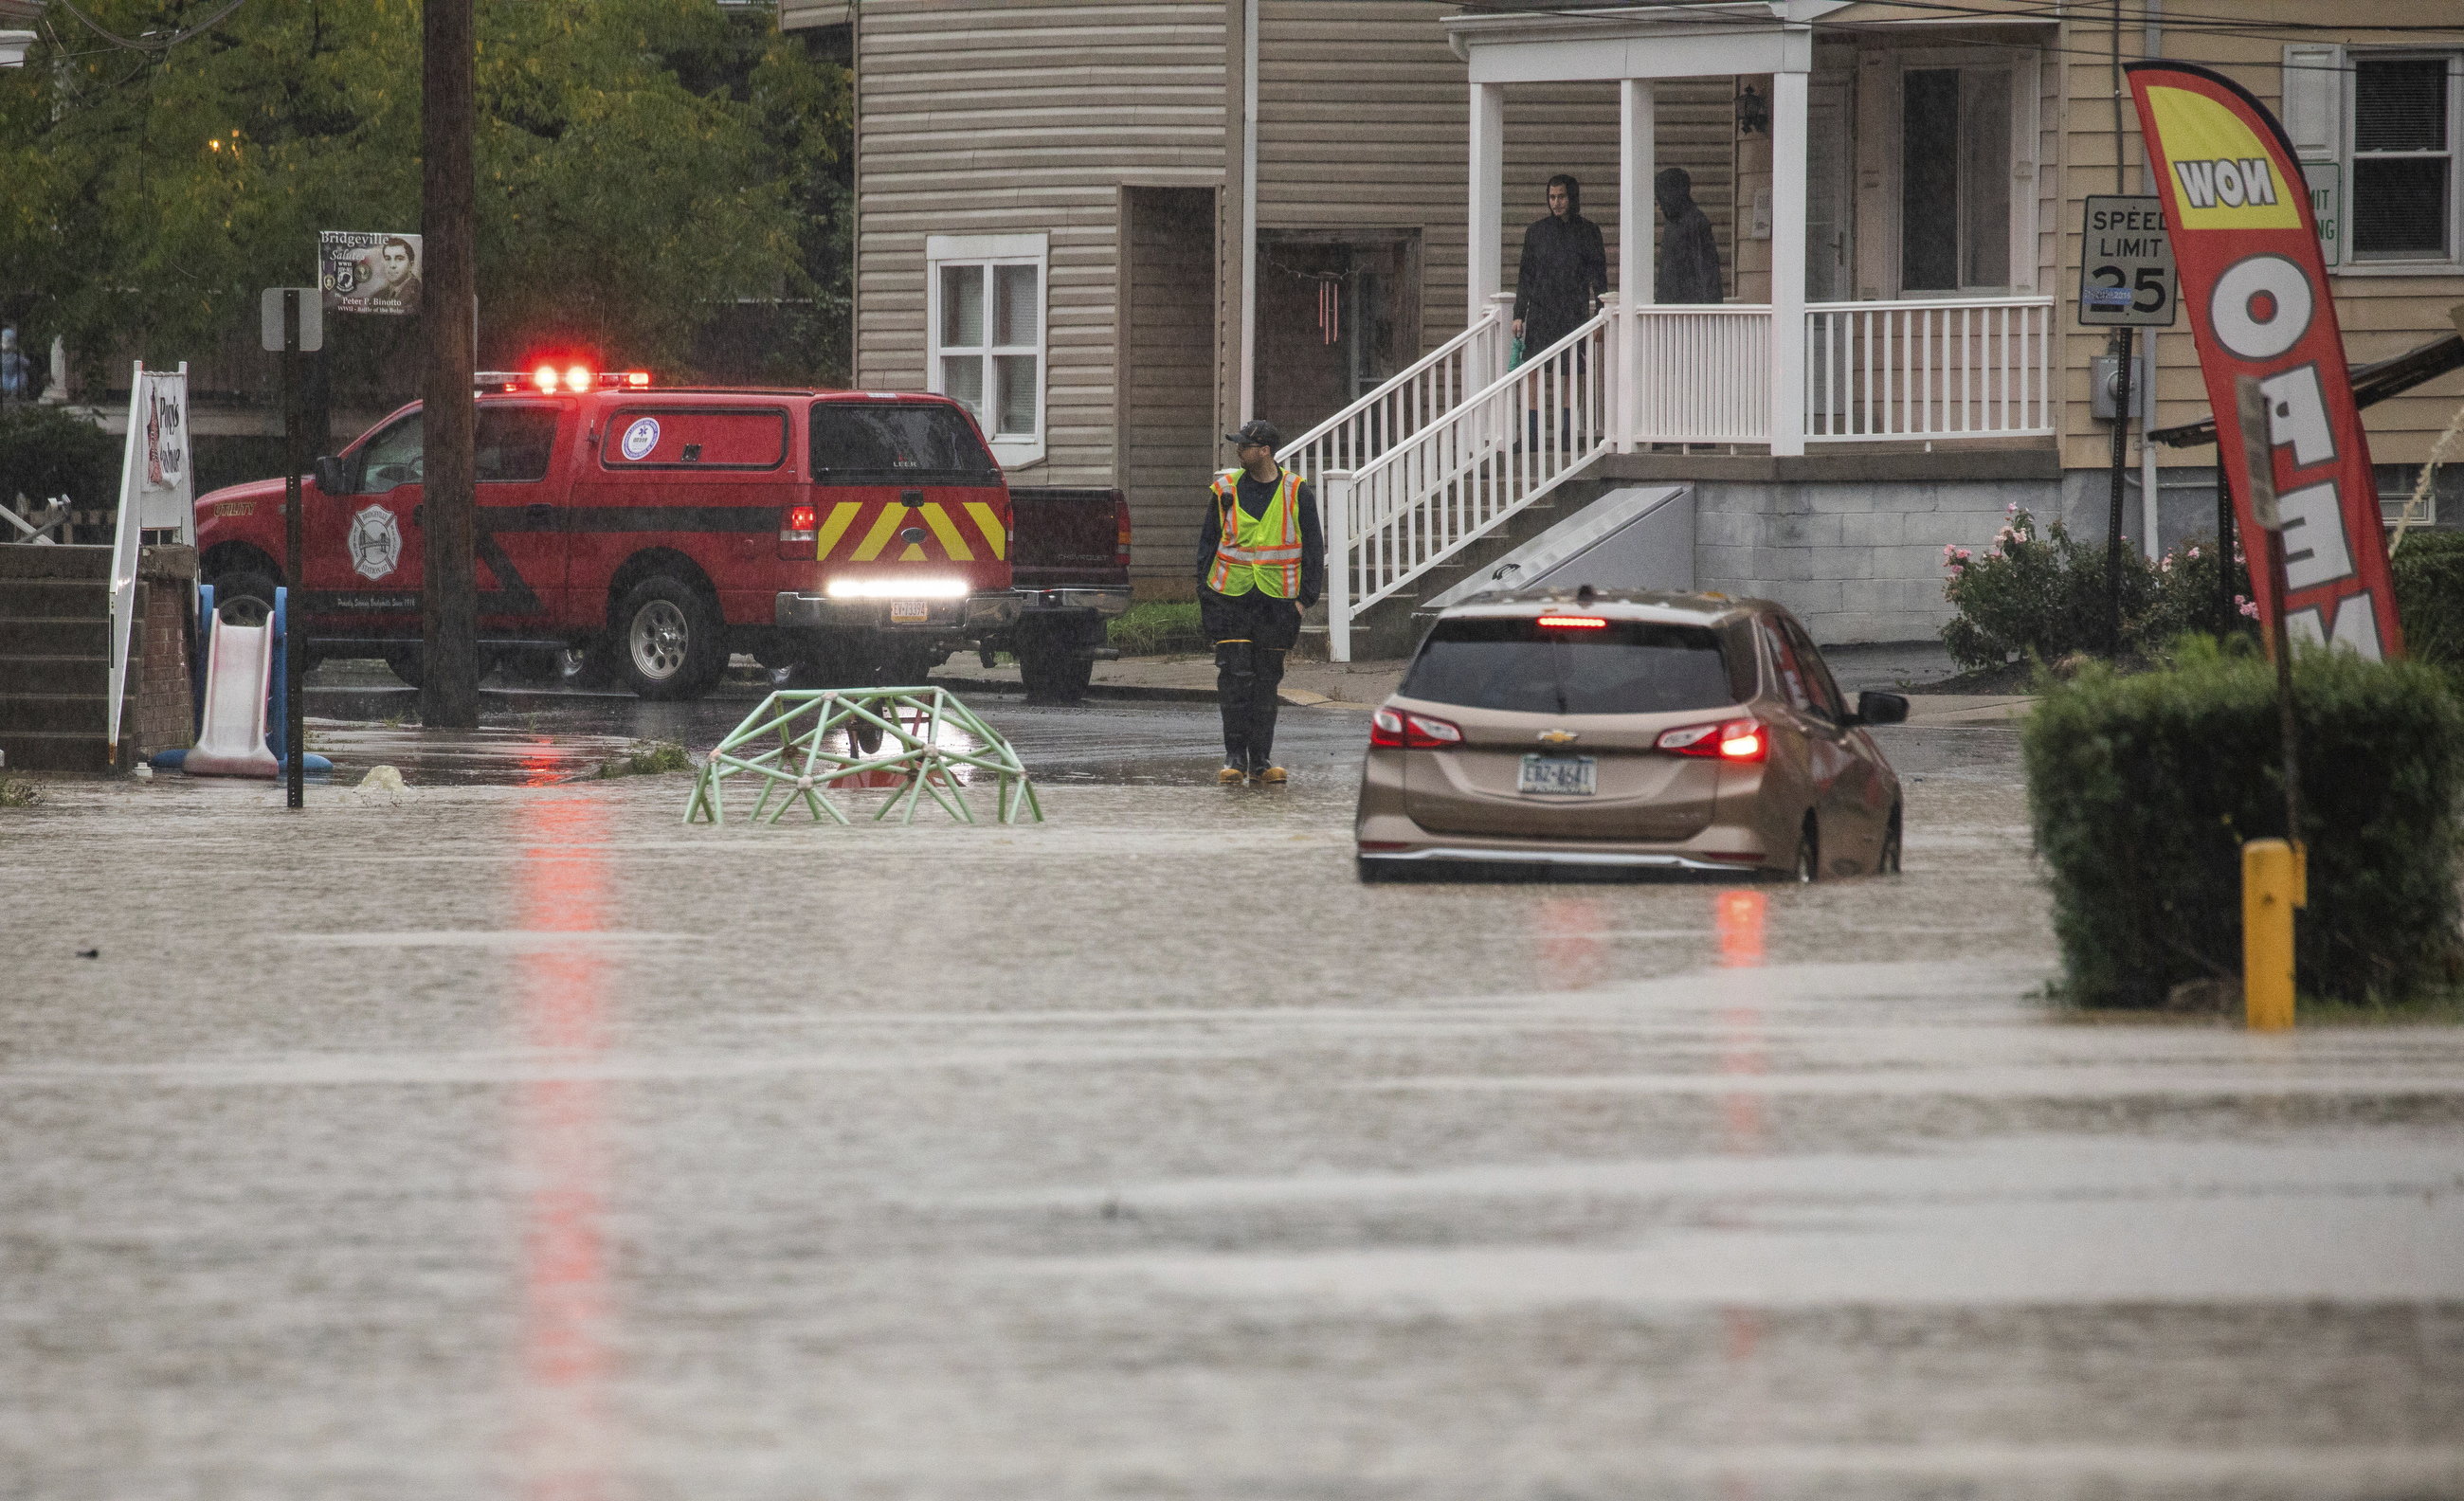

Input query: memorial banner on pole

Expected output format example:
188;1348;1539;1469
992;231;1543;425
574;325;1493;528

2127;61;2402;660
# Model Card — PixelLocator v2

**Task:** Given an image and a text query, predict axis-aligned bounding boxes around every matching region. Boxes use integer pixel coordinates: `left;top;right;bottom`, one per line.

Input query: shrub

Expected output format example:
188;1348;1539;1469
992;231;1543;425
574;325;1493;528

0;405;119;511
2391;529;2464;686
598;741;691;778
1939;505;2254;670
2024;637;2464;1008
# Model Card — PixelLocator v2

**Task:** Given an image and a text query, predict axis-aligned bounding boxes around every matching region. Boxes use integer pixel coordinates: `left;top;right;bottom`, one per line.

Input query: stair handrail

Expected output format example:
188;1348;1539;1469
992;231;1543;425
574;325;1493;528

1323;308;1611;660
1282;308;1506;483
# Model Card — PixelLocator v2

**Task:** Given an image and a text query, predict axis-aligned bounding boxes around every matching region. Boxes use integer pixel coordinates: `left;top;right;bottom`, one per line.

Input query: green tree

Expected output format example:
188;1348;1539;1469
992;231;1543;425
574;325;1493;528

0;0;849;400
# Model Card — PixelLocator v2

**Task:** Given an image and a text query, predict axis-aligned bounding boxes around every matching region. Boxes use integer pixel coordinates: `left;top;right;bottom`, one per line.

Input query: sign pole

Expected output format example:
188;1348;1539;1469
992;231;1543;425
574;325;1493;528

2216;461;2236;636
2233;373;2299;847
2106;325;2134;655
283;290;306;810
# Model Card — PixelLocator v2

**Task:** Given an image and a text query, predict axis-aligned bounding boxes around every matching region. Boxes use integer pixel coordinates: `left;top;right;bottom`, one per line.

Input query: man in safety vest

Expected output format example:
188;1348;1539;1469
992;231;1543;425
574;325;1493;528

1199;420;1325;784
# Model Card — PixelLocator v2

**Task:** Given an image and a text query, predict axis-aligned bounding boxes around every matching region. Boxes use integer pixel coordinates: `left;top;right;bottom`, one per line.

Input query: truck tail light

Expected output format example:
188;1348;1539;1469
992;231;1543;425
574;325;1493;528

1658;717;1766;762
1371;708;1461;750
1114;492;1132;568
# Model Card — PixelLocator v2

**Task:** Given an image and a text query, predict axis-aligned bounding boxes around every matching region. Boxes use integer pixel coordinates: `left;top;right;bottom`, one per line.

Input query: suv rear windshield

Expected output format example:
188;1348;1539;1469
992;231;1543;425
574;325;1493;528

809;402;998;482
1401;616;1743;715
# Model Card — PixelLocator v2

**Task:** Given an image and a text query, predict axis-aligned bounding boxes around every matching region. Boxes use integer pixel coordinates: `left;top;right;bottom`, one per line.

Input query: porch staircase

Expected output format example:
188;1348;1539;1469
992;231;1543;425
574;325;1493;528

0;545;141;772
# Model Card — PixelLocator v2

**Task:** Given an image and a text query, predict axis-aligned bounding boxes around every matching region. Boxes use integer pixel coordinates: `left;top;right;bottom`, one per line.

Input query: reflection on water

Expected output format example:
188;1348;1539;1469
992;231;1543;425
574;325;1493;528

1533;895;1608;990
515;797;614;1501
1714;886;1768;1501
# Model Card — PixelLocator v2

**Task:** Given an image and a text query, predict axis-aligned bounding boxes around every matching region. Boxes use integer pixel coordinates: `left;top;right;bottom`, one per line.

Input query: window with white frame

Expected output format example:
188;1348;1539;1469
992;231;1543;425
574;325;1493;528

2284;46;2462;271
926;232;1046;466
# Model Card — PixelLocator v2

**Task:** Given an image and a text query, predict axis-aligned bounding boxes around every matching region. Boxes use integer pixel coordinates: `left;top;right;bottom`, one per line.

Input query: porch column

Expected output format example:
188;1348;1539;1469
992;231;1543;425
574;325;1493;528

1468;81;1505;327
1767;68;1808;458
1618;78;1654;454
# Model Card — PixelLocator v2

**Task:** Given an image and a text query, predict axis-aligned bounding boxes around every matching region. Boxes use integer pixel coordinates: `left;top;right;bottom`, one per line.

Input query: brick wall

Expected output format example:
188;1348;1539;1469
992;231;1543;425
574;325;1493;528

135;547;196;756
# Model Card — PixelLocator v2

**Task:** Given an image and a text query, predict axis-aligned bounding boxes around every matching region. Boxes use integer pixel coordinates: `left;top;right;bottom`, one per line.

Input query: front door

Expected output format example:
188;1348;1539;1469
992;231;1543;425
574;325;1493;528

473;401;573;630
1253;231;1421;441
312;408;425;632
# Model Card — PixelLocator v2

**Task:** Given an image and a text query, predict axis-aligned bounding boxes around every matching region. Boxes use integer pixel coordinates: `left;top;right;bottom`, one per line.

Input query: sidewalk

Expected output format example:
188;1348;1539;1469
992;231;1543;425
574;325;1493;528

929;653;1404;710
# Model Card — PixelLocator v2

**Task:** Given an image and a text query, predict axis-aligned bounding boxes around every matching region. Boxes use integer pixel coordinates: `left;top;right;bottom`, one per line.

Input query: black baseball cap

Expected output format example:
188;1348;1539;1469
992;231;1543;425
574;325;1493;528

1224;420;1281;450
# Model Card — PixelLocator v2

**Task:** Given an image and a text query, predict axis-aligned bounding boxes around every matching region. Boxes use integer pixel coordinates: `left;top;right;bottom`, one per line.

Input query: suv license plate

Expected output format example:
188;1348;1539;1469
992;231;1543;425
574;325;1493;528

1518;754;1596;796
889;599;929;624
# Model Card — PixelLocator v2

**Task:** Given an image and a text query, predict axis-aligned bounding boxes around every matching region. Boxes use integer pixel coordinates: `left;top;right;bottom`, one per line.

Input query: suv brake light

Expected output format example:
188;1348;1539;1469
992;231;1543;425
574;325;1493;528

1658;717;1766;761
1371;708;1462;750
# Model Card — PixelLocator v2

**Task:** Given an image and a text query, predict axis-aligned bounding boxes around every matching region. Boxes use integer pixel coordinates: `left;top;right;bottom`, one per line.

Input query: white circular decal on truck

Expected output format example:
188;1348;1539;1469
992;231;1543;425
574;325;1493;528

348;504;403;581
620;417;661;461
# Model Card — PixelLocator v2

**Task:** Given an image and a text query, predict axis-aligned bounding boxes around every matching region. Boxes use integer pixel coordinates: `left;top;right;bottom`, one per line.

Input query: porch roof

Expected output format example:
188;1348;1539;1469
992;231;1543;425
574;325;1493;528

1443;1;1851;81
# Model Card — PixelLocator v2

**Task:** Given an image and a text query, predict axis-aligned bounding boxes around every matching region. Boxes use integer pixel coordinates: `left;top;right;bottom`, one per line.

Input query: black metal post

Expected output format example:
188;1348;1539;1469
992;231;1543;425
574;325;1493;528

2266;526;2302;846
2217;461;2236;636
2106;326;2134;656
283;290;305;810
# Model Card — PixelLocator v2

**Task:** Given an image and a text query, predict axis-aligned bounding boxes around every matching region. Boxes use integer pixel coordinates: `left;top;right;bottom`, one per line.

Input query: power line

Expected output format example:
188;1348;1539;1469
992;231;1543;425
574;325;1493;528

53;0;251;53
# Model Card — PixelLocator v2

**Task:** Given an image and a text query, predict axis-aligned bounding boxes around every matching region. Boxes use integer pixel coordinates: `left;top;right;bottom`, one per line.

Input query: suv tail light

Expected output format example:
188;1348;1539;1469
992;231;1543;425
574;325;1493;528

780;504;818;556
1371;707;1462;750
1114;492;1133;569
1658;717;1766;762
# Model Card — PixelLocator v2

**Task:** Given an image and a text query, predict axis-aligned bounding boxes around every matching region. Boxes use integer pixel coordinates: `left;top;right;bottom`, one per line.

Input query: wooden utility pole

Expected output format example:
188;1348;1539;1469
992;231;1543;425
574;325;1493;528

419;0;480;728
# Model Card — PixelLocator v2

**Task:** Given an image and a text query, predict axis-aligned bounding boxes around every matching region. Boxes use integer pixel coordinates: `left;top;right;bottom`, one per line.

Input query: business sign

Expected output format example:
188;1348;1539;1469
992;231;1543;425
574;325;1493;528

319;230;423;315
2301;162;2341;268
2127;61;2402;660
2078;195;2178;326
103;362;191;757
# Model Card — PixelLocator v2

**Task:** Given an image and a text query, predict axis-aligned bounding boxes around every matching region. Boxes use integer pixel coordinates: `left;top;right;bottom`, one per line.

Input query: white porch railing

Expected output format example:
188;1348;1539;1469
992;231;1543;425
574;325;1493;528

1283;309;1511;486
1803;297;2057;441
1322;311;1610;660
1623;305;1772;444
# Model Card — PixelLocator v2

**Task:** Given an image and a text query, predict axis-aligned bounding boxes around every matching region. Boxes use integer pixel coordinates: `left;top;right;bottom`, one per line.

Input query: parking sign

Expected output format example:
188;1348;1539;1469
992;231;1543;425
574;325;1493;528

2078;195;2179;327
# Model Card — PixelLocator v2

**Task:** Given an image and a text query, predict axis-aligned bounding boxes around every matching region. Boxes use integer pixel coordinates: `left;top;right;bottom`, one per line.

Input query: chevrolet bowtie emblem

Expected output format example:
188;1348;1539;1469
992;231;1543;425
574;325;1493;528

1537;730;1579;745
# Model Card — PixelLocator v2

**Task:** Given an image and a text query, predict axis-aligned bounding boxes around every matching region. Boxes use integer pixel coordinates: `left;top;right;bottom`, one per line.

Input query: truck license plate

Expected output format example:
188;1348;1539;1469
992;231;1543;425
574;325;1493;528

889;599;929;624
1518;754;1596;796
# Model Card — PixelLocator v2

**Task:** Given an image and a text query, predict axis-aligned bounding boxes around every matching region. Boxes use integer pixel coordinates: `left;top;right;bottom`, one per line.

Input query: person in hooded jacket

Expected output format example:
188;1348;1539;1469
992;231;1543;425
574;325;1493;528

1512;174;1607;453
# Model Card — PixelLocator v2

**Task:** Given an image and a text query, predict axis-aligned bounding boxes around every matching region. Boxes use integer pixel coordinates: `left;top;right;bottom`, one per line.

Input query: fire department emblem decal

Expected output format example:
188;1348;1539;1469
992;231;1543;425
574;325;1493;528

348;505;403;581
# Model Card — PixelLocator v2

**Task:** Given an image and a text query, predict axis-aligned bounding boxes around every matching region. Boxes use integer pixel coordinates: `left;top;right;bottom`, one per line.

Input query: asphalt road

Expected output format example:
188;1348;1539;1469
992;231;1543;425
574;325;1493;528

4;696;2459;1499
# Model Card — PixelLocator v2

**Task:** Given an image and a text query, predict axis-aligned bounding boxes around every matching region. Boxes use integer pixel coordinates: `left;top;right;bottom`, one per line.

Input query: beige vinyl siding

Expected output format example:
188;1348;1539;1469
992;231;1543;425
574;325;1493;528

2046;5;2464;472
851;1;1227;490
1120;188;1220;583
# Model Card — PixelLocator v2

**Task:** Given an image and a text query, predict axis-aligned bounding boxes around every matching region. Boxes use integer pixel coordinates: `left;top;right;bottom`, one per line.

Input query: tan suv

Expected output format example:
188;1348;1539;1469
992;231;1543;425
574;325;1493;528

1354;589;1907;881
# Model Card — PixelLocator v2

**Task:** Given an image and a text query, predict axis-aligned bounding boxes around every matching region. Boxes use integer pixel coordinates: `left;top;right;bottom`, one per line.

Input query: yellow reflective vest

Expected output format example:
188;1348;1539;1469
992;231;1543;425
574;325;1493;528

1205;466;1305;597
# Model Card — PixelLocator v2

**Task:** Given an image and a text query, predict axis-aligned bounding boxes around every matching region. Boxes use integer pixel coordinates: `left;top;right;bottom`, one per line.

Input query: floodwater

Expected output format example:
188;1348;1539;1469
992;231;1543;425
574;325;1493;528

3;702;2460;1500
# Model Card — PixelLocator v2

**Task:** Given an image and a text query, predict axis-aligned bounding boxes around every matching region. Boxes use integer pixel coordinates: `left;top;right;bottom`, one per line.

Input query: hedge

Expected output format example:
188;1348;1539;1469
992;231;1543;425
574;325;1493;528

2393;529;2464;686
2024;638;2464;1007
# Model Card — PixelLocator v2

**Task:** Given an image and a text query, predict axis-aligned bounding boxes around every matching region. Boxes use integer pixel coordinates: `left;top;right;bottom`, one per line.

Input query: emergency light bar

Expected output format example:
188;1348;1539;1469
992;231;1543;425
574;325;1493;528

471;369;653;393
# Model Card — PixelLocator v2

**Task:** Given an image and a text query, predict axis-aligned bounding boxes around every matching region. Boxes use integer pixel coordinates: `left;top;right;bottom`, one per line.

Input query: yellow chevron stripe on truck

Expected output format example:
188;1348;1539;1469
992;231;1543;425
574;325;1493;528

963;501;1007;561
849;505;907;562
918;503;974;561
812;501;862;561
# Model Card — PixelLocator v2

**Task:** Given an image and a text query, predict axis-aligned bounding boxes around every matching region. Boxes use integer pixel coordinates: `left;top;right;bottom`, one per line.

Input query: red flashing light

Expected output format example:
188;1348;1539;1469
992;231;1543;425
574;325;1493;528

1372;707;1462;750
1658;717;1767;762
781;504;819;545
1536;615;1608;629
625;371;650;389
563;364;591;393
533;364;558;393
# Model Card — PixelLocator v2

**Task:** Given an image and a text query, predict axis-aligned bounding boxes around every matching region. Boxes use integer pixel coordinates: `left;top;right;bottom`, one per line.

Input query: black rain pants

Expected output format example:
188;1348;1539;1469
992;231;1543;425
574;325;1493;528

1200;585;1302;772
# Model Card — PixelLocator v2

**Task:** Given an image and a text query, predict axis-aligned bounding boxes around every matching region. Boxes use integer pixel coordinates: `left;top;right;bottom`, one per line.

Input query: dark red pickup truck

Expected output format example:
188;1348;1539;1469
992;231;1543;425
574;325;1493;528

999;486;1132;699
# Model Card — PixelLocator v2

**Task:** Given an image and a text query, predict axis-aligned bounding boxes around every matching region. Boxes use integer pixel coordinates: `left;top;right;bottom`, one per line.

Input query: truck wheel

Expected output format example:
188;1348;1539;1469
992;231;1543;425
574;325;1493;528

1017;623;1095;703
616;576;725;700
382;642;424;688
208;569;281;618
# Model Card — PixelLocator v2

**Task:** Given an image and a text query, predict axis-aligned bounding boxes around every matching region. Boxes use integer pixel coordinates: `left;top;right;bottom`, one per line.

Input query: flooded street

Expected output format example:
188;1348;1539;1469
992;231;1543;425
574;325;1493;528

4;700;2460;1499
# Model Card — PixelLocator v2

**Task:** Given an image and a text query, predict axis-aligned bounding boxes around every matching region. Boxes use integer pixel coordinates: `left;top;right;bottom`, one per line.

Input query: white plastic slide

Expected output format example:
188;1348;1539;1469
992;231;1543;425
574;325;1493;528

182;600;280;778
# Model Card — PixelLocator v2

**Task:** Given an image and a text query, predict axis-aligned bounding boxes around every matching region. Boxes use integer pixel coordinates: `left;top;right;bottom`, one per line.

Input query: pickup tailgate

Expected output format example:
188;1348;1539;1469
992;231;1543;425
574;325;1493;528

1009;486;1129;590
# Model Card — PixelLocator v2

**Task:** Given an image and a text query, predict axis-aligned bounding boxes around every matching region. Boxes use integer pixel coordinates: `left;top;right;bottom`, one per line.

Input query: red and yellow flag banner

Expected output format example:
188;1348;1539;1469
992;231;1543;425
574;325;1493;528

2128;61;2403;659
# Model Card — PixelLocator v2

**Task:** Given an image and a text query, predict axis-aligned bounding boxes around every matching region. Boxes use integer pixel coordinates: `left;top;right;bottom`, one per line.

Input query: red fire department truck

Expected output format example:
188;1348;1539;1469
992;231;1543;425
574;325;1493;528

192;369;1124;699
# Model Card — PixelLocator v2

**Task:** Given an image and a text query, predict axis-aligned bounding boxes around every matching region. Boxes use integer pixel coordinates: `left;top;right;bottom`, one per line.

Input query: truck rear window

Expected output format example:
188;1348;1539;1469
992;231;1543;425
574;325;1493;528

602;407;788;470
810;402;997;482
476;407;558;482
1401;617;1742;715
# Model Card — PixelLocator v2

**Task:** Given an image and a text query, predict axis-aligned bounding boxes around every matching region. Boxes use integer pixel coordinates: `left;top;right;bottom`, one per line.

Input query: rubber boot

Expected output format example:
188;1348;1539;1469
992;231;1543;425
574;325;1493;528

1246;648;1286;780
1215;639;1255;777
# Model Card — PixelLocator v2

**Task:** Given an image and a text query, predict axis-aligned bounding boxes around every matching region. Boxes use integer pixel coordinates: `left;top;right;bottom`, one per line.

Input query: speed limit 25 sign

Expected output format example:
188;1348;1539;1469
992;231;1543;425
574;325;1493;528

2079;195;2178;327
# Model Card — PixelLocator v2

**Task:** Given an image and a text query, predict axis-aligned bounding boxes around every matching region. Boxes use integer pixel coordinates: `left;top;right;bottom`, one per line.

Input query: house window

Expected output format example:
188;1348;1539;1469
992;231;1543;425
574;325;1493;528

925;232;1047;466
2351;55;2456;262
1900;65;2014;293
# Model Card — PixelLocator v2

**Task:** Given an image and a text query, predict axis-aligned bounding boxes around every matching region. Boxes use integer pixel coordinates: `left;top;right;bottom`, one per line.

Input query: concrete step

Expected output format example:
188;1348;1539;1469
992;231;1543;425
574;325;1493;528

0;691;131;737
0;618;113;656
0;655;113;696
0;544;118;581
0;728;126;773
0;579;111;619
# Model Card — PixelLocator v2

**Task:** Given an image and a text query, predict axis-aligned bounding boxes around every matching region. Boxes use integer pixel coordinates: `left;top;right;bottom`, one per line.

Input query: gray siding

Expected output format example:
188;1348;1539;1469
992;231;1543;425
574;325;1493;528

1121;187;1221;581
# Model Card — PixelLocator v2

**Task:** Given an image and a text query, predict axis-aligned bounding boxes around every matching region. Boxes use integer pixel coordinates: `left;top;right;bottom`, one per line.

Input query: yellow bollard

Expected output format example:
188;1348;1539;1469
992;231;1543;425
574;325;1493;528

2241;839;2305;1031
